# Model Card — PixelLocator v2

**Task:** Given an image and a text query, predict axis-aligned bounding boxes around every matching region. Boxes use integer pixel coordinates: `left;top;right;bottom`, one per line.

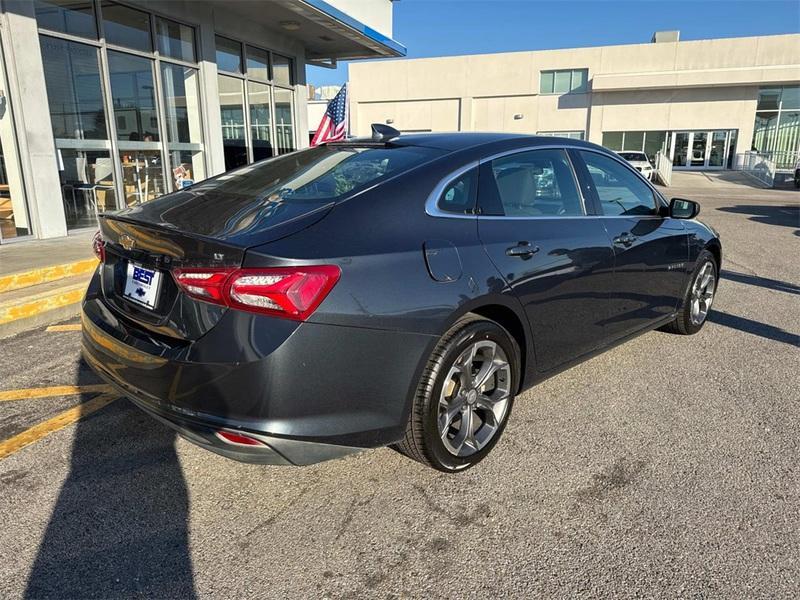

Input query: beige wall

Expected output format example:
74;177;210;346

349;33;800;157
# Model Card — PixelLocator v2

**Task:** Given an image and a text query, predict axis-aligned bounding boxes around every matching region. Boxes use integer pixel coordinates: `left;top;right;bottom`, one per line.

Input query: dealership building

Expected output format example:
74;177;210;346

349;31;800;176
0;0;403;243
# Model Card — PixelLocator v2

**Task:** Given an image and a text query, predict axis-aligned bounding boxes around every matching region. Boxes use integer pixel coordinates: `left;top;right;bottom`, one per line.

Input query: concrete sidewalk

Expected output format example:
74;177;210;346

0;231;95;277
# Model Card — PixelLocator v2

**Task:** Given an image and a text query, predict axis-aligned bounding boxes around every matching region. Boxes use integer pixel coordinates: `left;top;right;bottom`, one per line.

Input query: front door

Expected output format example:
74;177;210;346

476;148;617;372
572;149;688;339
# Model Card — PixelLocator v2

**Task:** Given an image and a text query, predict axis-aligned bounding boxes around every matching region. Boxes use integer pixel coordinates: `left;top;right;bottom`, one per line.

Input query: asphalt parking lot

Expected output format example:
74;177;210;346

1;179;798;598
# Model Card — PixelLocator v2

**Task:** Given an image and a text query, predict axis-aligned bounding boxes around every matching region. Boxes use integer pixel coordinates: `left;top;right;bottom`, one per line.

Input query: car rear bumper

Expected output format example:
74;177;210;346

81;274;437;464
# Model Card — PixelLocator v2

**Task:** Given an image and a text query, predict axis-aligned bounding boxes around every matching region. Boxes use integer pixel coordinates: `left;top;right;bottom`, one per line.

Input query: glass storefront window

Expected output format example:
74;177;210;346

161;64;205;187
752;87;800;166
216;36;242;74
602;132;623;151
777;112;799;155
623;131;644;151
0;138;31;239
246;46;270;82
781;87;800;110
119;150;165;205
40;36;107;140
218;75;247;170
0;42;32;240
274;88;295;155
248;82;272;161
273;54;294;86
643;131;667;164
757;88;781;111
59;149;118;229
108;51;159;142
35;0;97;39
752;112;779;151
156;17;195;62
101;1;152;52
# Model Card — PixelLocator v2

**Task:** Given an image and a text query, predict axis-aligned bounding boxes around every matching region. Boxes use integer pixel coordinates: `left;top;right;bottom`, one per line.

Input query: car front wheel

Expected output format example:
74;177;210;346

662;250;717;335
394;315;520;472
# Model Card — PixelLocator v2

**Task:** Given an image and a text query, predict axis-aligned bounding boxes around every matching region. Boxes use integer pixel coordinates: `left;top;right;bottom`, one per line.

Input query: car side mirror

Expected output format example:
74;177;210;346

669;197;700;219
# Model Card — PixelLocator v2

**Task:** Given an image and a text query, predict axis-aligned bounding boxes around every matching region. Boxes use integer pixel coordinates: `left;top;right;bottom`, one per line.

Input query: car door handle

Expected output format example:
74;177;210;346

506;242;540;259
613;234;637;248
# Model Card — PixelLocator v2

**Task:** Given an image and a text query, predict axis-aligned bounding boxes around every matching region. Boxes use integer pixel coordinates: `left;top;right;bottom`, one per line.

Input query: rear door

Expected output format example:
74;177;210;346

571;149;688;338
476;147;617;372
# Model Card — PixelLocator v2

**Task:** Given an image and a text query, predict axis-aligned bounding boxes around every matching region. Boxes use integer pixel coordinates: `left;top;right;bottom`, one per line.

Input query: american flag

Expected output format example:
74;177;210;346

310;84;348;146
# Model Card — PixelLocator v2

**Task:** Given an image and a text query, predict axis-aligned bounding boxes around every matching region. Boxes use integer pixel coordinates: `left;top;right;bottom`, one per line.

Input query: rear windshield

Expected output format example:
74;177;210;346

190;145;444;203
618;152;649;162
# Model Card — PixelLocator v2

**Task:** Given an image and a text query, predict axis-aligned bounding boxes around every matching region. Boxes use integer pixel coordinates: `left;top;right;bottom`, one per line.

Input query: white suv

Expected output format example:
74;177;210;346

617;151;655;181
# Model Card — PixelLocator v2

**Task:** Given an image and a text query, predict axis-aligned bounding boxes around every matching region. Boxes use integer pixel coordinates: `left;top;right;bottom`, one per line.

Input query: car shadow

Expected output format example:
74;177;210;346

720;270;800;295
715;203;800;232
25;357;196;599
708;310;799;347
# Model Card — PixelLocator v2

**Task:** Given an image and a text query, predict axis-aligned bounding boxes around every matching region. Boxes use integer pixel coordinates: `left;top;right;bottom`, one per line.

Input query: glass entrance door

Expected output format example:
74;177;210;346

708;131;728;167
672;132;690;167
670;130;731;169
690;132;708;167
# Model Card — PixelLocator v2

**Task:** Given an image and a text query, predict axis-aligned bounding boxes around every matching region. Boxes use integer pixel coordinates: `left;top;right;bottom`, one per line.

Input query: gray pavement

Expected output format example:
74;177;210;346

0;185;798;599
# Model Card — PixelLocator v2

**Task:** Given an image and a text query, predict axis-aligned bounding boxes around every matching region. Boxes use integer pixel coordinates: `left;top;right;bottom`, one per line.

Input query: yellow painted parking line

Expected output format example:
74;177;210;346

0;384;112;402
46;324;82;332
0;392;119;460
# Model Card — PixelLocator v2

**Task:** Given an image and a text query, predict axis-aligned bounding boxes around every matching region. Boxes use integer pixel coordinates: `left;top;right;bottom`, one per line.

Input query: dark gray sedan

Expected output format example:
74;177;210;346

82;127;721;472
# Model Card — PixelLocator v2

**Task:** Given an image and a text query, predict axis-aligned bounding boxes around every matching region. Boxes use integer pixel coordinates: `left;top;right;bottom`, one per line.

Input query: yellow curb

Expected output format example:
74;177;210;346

0;258;98;294
46;324;82;332
0;384;113;402
0;283;86;325
0;392;119;460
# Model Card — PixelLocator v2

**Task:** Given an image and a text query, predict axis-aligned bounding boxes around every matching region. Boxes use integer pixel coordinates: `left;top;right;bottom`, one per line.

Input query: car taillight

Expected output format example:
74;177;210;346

172;265;340;321
92;231;106;262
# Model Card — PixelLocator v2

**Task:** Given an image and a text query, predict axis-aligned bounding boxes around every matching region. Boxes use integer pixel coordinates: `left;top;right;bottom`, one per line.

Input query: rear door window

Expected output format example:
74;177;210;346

579;151;657;216
479;148;584;217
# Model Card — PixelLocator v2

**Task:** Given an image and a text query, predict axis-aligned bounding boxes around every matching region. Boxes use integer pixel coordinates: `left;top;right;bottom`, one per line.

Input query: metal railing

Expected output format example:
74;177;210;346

735;152;777;187
653;150;672;186
753;150;799;171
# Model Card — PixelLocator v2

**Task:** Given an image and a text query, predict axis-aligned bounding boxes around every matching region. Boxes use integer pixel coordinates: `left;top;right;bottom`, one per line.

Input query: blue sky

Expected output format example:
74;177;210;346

307;0;800;88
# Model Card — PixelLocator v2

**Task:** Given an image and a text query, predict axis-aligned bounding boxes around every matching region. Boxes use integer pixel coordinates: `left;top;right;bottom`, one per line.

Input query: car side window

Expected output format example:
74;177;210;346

483;149;583;217
437;168;477;214
579;151;657;216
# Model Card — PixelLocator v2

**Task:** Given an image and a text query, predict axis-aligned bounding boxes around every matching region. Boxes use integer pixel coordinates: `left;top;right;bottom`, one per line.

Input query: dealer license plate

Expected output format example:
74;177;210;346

123;262;162;310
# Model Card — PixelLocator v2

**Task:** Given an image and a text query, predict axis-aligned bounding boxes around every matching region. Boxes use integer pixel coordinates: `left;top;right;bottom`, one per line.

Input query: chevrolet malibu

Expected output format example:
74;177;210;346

82;128;721;472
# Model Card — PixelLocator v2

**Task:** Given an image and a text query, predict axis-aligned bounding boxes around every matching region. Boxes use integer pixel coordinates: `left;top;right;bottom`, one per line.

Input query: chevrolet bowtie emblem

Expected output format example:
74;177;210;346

120;235;136;251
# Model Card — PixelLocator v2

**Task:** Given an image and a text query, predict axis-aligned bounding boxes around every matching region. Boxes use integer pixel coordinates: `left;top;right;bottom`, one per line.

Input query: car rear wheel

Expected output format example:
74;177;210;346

661;250;717;335
394;315;520;472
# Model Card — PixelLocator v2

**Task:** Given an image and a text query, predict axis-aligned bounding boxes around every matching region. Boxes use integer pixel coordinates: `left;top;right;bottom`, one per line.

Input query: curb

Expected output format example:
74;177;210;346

0;258;98;294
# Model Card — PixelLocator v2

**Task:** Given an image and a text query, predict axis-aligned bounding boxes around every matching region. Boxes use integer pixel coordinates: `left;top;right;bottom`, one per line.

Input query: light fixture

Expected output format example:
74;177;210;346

280;20;301;31
386;118;394;124
513;114;524;120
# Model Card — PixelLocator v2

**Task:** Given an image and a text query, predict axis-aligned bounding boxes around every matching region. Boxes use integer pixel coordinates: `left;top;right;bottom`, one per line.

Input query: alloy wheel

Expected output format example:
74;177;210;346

438;340;512;457
690;261;716;325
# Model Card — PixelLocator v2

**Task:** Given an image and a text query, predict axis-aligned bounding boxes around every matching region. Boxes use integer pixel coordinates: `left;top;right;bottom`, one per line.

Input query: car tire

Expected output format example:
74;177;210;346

394;315;520;472
661;250;718;335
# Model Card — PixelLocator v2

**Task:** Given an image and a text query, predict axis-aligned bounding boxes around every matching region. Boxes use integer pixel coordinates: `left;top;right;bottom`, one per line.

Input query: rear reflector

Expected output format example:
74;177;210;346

215;430;266;447
172;265;340;321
